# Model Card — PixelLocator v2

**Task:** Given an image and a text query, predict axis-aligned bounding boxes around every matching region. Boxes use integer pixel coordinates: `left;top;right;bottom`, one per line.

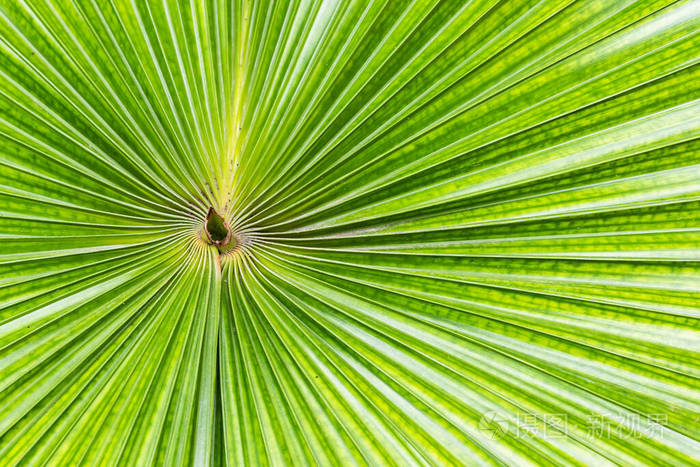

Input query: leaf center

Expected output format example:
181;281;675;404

205;207;231;246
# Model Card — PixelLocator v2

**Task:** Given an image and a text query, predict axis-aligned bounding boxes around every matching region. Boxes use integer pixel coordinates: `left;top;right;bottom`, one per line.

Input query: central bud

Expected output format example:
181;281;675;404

204;207;232;247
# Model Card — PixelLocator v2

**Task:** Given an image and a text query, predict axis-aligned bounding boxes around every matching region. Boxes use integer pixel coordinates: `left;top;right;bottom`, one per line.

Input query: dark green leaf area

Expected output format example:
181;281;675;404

206;208;229;242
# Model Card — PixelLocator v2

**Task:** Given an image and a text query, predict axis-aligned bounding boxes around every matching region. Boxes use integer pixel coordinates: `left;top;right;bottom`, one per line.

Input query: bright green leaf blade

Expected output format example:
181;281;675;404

1;0;699;465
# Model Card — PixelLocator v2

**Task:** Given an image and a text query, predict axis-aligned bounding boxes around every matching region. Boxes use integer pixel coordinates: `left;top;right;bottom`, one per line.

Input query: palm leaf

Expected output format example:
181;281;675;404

1;0;699;465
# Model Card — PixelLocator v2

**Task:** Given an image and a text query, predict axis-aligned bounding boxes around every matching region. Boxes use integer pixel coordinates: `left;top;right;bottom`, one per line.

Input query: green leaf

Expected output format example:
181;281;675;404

1;0;699;465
